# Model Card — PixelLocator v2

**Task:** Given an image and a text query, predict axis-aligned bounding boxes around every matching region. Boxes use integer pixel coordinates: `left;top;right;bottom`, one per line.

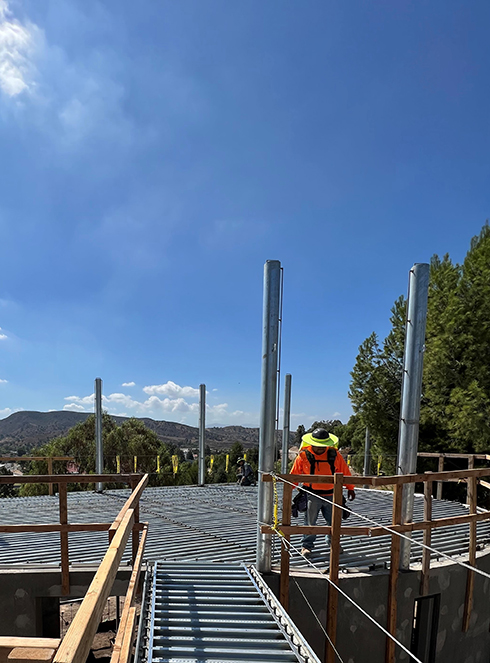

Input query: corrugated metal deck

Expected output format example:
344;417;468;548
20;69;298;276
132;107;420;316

0;484;489;572
137;561;320;663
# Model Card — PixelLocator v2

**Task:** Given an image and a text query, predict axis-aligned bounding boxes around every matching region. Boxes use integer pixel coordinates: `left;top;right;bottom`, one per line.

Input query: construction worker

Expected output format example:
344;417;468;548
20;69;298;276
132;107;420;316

291;428;356;556
236;458;255;486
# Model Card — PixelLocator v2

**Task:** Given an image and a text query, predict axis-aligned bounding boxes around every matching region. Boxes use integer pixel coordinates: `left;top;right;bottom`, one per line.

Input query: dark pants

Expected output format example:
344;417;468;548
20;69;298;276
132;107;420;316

302;493;333;551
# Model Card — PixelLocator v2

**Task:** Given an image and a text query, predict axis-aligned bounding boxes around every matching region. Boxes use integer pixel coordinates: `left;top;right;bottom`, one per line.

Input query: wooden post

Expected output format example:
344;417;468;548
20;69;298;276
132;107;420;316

436;455;444;500
48;458;54;497
130;477;140;563
467;456;475;505
385;484;403;663
463;476;477;631
325;473;343;663
279;482;293;610
420;480;432;595
58;484;70;596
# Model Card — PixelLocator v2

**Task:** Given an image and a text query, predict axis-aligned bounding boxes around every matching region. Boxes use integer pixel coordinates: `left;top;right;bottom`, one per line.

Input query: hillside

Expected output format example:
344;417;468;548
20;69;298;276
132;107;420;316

0;411;263;454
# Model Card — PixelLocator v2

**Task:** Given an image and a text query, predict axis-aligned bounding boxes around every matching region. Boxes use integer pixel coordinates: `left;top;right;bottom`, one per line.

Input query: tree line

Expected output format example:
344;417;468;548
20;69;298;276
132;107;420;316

324;222;490;474
0;415;258;496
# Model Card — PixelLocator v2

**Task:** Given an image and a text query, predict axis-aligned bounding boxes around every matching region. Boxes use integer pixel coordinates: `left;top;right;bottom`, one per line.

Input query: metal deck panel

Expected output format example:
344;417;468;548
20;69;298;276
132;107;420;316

0;484;489;572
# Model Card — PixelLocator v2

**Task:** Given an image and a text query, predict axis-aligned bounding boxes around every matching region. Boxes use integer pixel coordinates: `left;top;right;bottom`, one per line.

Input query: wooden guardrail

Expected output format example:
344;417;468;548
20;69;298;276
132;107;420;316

0;473;149;663
261;466;490;663
0;458;75;496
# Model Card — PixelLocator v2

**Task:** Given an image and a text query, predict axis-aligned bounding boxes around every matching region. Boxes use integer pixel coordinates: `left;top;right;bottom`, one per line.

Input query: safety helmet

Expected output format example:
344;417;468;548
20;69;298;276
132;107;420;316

237;457;245;464
300;428;339;449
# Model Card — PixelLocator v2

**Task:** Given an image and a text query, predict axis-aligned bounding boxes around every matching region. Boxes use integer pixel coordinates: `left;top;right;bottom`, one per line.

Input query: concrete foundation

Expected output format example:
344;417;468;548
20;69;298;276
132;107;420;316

0;566;132;638
265;550;490;663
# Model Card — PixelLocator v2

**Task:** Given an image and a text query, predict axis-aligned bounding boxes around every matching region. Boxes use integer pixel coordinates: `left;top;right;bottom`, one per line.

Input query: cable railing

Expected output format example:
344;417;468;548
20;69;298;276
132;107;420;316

261;464;490;663
0;473;149;663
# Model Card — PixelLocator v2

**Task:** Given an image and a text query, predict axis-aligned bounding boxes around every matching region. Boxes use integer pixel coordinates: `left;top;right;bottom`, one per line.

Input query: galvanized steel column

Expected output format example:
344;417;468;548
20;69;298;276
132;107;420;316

363;427;371;489
257;260;281;572
281;374;292;474
198;384;206;486
95;378;103;492
397;263;430;569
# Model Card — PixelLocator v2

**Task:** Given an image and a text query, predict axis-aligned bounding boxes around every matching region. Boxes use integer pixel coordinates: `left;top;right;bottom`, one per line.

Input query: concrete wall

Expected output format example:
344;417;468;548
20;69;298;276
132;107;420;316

0;567;131;638
265;550;490;663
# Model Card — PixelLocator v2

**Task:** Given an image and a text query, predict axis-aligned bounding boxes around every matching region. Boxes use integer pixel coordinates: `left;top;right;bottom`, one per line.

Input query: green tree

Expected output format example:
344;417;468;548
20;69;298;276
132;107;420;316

0;466;17;497
349;222;490;459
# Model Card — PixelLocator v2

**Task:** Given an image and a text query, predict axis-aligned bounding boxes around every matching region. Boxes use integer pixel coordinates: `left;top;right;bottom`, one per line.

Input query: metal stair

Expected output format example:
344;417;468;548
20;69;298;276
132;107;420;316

137;561;320;663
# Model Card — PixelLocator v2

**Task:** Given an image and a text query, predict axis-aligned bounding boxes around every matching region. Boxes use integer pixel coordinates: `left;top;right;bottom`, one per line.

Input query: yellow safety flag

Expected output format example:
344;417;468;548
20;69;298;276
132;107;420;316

347;455;352;466
225;454;229;472
156;456;161;474
377;456;382;476
243;453;247;461
172;455;179;475
210;455;214;471
116;455;121;473
134;456;137;472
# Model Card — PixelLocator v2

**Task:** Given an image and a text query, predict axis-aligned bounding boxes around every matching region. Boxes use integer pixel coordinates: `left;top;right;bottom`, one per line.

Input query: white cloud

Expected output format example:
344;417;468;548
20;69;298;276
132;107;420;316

122;381;135;387
0;378;7;383
0;334;7;340
63;402;86;412
143;381;200;399
0;0;39;97
0;406;11;417
61;388;257;426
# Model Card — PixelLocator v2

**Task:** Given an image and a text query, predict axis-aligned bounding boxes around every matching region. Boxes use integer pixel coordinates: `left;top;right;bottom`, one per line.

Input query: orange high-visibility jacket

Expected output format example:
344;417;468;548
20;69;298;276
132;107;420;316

291;446;355;492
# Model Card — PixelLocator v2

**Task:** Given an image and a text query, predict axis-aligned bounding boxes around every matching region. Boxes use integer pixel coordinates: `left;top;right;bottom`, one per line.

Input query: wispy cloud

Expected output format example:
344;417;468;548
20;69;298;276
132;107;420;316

0;407;12;417
0;378;7;383
0;328;7;339
0;0;39;97
62;381;256;425
122;381;135;387
143;381;200;399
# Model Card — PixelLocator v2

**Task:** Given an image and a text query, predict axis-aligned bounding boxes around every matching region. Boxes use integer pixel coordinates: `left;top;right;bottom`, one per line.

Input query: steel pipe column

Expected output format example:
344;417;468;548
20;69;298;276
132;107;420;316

397;263;430;569
363;427;371;489
95;378;103;492
198;384;206;487
257;260;281;572
281;374;292;475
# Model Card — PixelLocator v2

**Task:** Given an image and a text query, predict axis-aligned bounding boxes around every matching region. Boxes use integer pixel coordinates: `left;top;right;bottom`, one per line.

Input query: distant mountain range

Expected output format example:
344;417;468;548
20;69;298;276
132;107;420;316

0;410;265;454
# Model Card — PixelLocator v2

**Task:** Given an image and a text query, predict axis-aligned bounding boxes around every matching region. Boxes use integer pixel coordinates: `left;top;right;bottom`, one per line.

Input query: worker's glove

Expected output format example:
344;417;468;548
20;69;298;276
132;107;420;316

347;489;356;501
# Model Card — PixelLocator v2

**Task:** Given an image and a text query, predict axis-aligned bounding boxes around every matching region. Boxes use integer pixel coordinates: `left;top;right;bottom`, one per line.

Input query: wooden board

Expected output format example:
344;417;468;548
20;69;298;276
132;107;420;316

53;510;134;663
111;525;148;663
109;475;148;543
8;649;55;663
325;474;343;663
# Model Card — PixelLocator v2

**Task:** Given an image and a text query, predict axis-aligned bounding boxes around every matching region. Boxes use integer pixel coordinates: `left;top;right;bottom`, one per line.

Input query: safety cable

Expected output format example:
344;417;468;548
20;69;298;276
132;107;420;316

291;576;345;663
268;472;490;582
264;525;424;663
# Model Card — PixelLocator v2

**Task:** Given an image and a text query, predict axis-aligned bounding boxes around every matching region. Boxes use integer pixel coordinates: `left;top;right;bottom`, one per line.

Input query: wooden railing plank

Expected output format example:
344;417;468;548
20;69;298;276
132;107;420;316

385;484;403;663
420;480;432;595
325;473;343;663
109;475;148;543
463;476;478;632
0;475;137;485
53;510;134;663
58;484;70;596
111;525;148;663
279;482;292;611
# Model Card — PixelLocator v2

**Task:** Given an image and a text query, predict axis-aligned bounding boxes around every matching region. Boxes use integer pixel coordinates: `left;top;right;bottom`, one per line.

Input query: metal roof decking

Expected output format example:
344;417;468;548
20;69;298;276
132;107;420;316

138;561;320;663
0;484;489;571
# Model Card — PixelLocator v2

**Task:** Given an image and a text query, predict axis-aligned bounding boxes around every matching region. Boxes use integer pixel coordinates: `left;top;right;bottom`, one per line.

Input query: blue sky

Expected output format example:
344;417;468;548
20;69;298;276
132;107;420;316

0;0;489;429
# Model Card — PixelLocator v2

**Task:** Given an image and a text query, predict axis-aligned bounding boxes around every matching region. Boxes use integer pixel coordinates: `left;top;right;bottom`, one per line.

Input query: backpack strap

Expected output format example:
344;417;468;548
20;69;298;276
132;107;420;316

304;449;316;474
326;447;337;476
